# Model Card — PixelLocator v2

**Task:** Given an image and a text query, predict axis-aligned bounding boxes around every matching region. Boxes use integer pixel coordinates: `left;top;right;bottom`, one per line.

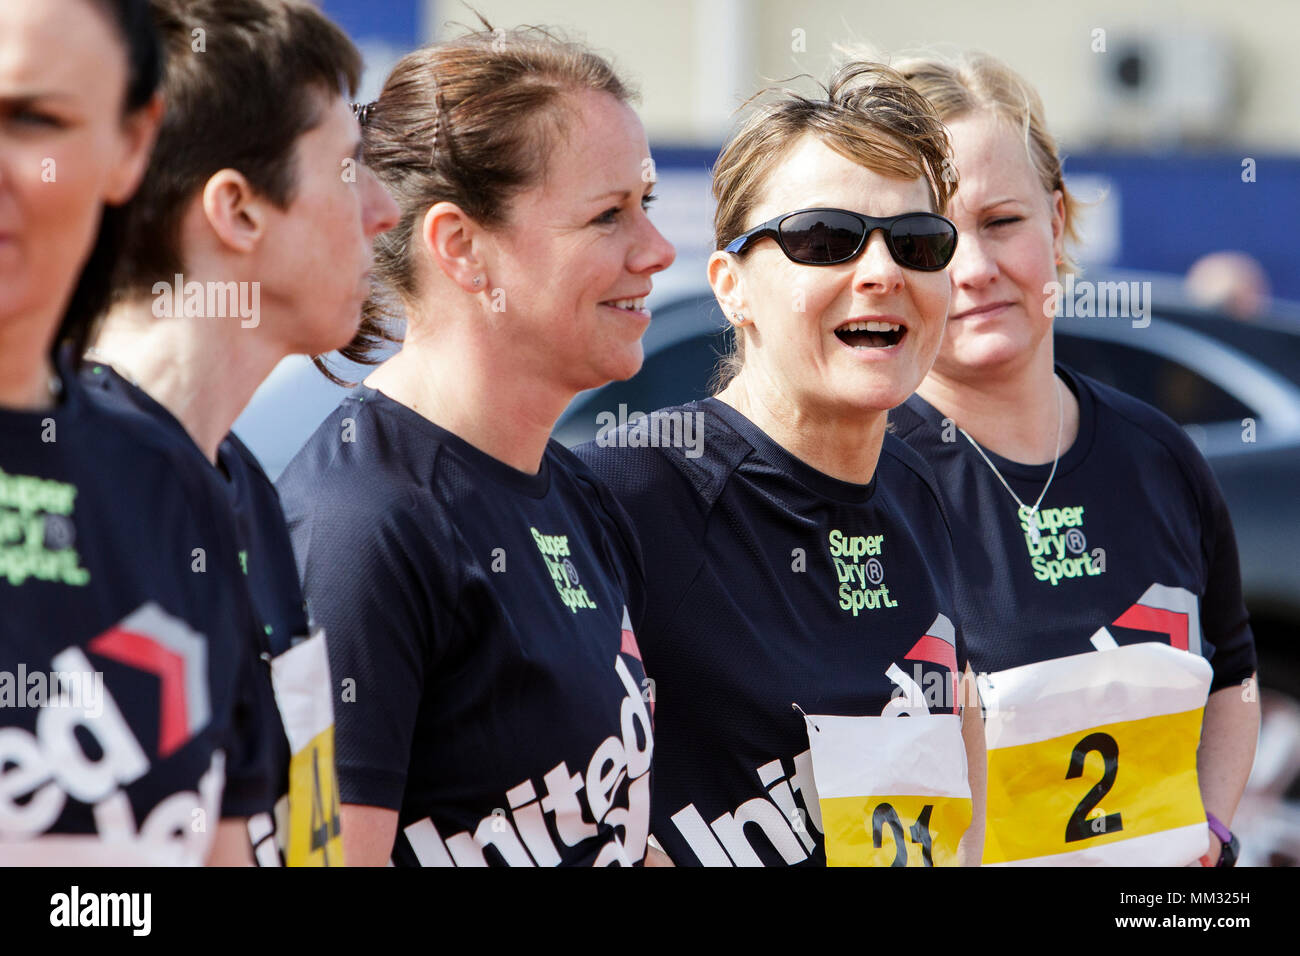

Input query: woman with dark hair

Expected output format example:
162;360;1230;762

277;22;675;866
0;0;274;865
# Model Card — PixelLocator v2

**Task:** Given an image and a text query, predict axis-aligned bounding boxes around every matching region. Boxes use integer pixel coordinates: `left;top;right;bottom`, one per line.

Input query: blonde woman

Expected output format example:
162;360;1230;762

890;50;1258;867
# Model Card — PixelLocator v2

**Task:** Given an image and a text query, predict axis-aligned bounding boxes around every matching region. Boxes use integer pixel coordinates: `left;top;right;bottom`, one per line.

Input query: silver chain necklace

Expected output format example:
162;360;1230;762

957;379;1064;545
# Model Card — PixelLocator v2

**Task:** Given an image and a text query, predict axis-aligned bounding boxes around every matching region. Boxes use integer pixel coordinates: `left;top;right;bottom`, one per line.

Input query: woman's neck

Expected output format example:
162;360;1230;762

91;298;283;464
916;352;1079;465
365;325;573;476
0;310;61;411
715;373;888;485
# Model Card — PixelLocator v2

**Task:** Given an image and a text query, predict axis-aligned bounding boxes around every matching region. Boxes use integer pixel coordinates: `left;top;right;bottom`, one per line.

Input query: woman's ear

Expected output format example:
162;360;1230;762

708;251;753;328
201;169;263;254
104;93;164;206
1049;188;1066;265
421;201;490;294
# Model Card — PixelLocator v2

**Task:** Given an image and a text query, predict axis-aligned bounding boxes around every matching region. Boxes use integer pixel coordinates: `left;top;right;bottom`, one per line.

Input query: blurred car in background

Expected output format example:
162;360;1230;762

235;271;1300;865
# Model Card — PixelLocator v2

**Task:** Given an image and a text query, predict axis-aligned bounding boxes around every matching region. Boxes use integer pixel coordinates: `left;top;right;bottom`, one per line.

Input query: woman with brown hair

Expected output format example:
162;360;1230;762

889;50;1258;866
277;22;675;866
576;62;986;867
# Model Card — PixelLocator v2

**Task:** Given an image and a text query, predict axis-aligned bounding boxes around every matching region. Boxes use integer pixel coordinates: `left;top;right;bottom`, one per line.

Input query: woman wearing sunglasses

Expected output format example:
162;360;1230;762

888;50;1258;866
576;62;985;867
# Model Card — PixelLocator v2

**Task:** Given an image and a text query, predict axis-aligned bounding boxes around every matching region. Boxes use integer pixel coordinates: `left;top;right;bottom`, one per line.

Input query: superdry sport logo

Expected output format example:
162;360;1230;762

530;527;598;613
828;529;897;615
1020;505;1106;586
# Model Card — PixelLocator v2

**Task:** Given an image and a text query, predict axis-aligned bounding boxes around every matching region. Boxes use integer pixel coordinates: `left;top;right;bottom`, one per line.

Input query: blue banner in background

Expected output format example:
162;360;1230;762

1062;152;1300;302
312;3;1299;303
320;0;421;45
648;147;1300;303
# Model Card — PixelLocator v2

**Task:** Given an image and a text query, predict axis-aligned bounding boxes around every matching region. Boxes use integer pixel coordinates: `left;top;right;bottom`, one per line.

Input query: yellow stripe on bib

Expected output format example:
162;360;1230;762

983;707;1204;865
286;724;344;867
822;795;972;867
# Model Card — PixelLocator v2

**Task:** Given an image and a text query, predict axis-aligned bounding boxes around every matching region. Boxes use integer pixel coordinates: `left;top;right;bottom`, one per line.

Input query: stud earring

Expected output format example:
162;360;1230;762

473;275;484;288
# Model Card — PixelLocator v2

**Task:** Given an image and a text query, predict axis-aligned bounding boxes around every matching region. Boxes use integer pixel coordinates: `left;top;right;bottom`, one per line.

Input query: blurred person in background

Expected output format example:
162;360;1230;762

277;22;674;867
1186;250;1271;322
81;0;398;866
0;0;274;865
889;48;1258;866
578;62;986;867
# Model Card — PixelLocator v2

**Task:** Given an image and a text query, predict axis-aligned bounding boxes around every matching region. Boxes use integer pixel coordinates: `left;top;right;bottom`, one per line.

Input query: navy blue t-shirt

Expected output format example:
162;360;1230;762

277;386;655;867
575;398;968;867
80;362;300;864
81;364;311;652
889;365;1255;689
0;366;274;864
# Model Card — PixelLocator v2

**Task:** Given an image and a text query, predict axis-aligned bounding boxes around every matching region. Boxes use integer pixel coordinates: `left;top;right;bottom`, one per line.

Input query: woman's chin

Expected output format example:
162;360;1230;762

937;334;1037;379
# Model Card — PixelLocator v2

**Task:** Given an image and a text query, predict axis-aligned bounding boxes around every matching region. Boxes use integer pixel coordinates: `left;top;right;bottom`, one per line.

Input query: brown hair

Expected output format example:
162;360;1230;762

320;19;635;383
110;0;361;300
710;60;956;391
887;48;1082;272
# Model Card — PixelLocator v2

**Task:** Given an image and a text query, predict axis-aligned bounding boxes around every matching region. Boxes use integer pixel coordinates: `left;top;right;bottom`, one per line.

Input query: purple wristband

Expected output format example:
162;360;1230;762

1206;811;1232;844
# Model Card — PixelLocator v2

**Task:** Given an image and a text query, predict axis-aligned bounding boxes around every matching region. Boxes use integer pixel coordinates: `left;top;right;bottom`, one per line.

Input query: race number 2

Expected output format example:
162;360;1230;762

1064;732;1122;843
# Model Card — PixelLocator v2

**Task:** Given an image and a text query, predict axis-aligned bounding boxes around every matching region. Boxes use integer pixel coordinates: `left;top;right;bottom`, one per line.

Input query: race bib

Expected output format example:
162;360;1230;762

268;632;344;867
802;713;972;867
977;641;1212;866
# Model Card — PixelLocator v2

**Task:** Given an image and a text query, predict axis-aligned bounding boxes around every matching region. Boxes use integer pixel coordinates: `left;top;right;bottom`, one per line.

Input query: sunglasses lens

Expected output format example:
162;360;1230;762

779;210;865;264
890;215;958;271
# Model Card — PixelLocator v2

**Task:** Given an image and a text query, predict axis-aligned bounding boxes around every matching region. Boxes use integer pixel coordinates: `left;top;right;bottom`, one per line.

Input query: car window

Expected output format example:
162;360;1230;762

1055;334;1254;426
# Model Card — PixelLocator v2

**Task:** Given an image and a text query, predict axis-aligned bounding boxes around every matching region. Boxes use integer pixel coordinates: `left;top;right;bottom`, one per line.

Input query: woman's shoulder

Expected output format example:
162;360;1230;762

877;431;955;534
571;399;752;511
1068;366;1214;490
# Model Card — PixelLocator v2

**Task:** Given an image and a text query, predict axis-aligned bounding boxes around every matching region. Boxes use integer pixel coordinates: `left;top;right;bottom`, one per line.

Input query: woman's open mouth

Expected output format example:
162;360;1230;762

834;319;907;349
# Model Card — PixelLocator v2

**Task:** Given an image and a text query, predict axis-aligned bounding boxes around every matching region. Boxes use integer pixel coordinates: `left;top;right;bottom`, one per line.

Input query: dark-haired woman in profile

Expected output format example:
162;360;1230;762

0;0;273;865
278;24;675;866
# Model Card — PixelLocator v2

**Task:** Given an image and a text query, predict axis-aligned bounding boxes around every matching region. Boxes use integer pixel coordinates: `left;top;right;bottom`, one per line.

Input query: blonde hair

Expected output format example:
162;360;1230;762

876;47;1082;275
710;60;955;391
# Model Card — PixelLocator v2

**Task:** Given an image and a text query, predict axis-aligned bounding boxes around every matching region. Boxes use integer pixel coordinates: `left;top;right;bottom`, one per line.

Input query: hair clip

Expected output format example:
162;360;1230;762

352;100;377;126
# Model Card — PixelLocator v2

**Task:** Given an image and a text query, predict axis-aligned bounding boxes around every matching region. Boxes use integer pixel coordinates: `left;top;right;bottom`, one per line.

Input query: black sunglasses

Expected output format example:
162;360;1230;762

723;207;958;271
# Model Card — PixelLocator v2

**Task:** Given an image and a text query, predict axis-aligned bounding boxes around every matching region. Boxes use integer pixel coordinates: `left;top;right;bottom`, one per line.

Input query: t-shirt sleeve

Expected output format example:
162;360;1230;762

572;440;711;639
287;488;446;811
168;443;278;820
568;456;649;635
1186;447;1257;691
219;639;280;818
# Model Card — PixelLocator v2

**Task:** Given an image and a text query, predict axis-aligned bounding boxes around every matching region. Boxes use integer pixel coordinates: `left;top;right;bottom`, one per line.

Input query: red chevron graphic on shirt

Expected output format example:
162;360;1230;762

89;603;211;757
619;604;652;716
905;613;959;713
1110;584;1201;655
